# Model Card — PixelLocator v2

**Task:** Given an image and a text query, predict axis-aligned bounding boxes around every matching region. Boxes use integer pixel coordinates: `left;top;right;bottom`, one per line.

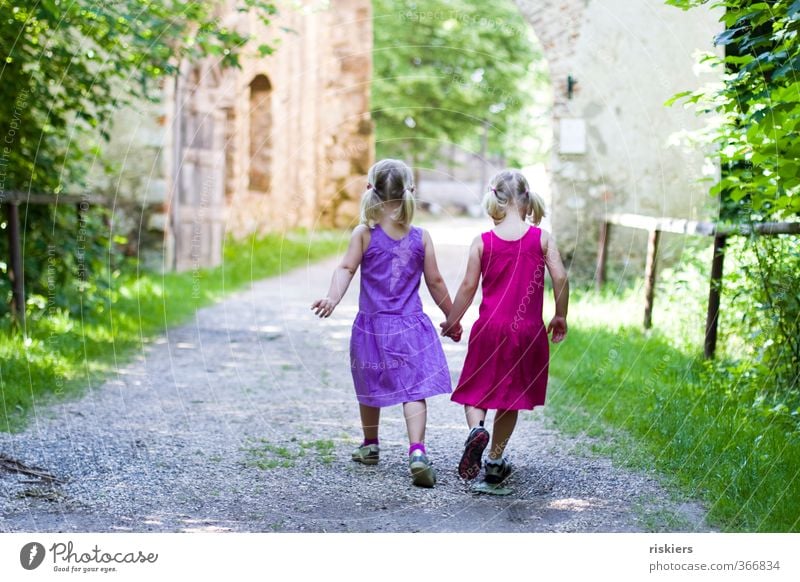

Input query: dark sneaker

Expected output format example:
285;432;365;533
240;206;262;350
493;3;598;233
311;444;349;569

409;451;436;488
484;457;512;484
351;443;380;465
458;425;490;480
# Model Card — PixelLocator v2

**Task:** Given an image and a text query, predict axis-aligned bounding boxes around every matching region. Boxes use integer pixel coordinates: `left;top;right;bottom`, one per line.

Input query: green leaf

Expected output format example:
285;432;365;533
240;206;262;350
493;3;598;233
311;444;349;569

715;27;744;46
664;90;693;107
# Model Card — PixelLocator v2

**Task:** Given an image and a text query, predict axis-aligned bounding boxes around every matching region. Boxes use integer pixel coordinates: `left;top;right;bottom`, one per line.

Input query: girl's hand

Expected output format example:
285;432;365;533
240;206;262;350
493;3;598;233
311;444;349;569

439;320;462;342
547;316;568;343
311;297;337;318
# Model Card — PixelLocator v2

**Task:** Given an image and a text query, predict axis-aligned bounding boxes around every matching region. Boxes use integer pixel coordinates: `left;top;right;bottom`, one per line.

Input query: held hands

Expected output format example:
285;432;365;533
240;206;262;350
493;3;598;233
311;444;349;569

311;297;338;318
439;320;463;342
547;315;568;343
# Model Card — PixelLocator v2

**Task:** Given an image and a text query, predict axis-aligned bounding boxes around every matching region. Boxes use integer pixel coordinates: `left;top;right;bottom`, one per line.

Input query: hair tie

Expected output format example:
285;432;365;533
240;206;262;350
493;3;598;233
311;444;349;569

490;186;498;195
366;183;373;190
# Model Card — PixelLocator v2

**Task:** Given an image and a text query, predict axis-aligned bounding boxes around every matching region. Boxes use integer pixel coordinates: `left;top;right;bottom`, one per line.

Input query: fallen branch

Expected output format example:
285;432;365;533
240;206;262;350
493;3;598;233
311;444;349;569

0;453;64;484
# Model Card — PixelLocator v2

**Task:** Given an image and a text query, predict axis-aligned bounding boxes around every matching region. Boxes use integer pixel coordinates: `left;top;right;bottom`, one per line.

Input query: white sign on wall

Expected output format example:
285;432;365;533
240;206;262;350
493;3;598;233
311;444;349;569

559;118;587;154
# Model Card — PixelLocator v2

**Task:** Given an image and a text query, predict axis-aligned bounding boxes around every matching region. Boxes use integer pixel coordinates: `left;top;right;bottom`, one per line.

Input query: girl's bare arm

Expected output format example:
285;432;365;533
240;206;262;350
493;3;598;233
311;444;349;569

311;226;368;317
541;230;569;342
422;229;453;316
441;235;482;333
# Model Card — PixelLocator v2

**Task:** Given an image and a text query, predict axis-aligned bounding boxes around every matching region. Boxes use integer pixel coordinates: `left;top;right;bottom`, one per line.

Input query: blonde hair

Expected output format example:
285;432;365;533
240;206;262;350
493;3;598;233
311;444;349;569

482;169;545;225
360;159;416;227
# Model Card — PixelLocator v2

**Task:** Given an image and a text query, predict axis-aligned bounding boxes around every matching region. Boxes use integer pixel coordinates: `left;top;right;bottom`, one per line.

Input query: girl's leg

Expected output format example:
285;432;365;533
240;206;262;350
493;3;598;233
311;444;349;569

464;405;487;428
405;399;436;487
488;409;518;460
403;399;427;445
359;404;380;442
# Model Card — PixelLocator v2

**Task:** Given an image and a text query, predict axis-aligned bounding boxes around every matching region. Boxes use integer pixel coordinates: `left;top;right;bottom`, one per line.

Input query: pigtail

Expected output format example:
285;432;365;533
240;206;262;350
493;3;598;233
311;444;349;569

527;190;546;225
394;186;416;226
482;185;509;223
360;184;382;226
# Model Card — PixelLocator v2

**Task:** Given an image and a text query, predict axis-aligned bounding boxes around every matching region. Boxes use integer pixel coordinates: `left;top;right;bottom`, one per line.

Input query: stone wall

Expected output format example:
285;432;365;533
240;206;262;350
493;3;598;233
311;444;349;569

514;0;723;274
316;2;374;228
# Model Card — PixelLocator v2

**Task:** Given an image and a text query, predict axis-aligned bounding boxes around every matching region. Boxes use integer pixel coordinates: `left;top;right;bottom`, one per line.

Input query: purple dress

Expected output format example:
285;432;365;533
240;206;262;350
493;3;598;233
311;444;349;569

350;224;452;407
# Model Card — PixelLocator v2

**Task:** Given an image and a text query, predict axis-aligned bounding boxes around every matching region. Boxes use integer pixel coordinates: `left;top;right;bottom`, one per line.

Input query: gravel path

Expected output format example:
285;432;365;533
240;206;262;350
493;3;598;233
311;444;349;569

0;219;710;533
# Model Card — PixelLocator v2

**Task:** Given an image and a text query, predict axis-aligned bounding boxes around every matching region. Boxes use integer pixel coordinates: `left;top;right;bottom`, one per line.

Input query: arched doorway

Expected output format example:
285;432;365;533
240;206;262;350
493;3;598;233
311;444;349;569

248;74;273;195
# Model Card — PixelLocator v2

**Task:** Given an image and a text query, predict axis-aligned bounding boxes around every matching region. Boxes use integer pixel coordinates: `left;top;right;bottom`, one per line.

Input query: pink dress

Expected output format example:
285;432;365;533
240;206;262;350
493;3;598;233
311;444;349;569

451;226;549;410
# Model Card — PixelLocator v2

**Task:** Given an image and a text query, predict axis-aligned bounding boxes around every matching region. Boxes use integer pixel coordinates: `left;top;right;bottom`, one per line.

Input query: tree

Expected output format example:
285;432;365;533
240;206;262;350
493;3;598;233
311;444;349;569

371;0;547;172
666;0;800;221
665;0;799;393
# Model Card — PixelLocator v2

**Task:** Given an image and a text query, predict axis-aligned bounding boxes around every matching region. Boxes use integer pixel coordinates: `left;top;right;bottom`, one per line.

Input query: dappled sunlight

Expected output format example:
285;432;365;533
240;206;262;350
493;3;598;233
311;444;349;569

546;497;598;512
180;522;235;533
250;325;282;335
567;291;644;331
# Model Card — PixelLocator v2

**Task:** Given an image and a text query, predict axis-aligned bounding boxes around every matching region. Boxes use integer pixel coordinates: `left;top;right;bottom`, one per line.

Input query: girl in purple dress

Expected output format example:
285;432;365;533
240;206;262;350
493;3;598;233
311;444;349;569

441;169;570;484
311;159;461;488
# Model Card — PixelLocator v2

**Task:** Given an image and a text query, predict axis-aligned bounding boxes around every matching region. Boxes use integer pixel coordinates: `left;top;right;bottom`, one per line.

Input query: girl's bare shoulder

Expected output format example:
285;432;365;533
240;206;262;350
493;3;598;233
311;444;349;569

352;223;371;247
538;228;553;253
470;234;484;259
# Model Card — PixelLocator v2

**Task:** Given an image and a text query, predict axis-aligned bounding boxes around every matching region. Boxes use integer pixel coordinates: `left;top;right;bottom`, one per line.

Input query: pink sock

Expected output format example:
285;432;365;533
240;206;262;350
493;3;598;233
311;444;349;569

362;438;379;446
409;442;425;455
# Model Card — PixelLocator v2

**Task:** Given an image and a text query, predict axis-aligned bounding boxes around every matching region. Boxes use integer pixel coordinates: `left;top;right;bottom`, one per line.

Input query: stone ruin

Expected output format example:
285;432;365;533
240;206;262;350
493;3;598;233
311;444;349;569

92;0;373;271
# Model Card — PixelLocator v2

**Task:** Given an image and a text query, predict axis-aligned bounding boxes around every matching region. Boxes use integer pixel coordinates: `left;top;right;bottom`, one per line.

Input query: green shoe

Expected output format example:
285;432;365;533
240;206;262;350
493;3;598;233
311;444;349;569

351;443;380;465
409;451;436;488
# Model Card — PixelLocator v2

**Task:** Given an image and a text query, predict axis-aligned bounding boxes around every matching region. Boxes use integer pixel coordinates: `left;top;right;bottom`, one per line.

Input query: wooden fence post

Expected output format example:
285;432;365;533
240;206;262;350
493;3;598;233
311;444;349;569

76;201;88;283
643;229;661;329
704;234;727;359
5;201;26;330
595;221;610;291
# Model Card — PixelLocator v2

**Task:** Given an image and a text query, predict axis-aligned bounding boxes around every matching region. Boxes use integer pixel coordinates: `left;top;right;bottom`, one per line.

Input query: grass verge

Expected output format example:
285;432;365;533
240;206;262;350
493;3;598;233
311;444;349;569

546;290;800;532
0;230;343;432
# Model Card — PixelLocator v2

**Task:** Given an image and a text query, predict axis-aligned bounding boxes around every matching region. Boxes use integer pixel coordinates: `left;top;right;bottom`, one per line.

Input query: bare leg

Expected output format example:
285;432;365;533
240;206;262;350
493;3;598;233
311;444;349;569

488;409;518;460
465;405;487;429
403;399;427;444
406;399;436;487
359;404;380;441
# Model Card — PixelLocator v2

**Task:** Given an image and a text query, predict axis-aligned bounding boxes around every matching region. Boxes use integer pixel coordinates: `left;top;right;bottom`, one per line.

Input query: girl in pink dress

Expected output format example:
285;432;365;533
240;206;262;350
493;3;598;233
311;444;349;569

441;169;570;484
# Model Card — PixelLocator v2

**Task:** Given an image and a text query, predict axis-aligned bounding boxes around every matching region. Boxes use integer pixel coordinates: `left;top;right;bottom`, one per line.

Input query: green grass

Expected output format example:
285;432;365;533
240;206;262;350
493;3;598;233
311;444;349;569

241;437;337;469
0;230;344;432
546;288;800;532
301;438;336;465
243;439;296;470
